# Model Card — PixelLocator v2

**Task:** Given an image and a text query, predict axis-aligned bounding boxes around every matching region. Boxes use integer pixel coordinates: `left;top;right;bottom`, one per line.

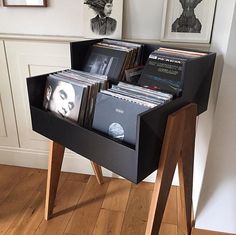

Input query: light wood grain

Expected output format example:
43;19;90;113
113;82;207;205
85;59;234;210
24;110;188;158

178;104;197;235
131;181;154;191
145;105;187;235
145;104;197;235
1;164;225;235
162;187;178;225
121;186;153;235
0;165;30;203
65;176;110;235
45;142;105;221
0;169;46;234
5;188;45;235
102;179;131;212
65;172;90;183
91;161;104;185
159;223;177;235
4;172;69;235
92;209;124;235
45;141;65;220
35;180;86;235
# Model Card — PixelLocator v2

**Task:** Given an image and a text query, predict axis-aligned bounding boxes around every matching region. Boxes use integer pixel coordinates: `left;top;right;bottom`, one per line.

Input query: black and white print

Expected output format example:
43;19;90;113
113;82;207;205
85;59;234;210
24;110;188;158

44;76;84;122
171;0;203;33
161;0;216;43
83;0;123;39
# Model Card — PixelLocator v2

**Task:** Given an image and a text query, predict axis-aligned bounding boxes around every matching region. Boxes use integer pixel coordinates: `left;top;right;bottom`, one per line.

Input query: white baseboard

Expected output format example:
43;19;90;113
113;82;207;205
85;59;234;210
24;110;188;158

0;146;179;185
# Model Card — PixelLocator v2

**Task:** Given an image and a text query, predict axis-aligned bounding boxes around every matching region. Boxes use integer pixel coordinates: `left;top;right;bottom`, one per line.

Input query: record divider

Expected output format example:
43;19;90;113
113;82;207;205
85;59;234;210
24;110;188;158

44;103;197;235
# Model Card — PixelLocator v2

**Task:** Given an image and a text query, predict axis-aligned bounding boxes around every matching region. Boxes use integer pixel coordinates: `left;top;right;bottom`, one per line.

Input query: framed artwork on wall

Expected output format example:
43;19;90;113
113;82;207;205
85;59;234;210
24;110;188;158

83;0;123;39
160;0;217;43
3;0;47;7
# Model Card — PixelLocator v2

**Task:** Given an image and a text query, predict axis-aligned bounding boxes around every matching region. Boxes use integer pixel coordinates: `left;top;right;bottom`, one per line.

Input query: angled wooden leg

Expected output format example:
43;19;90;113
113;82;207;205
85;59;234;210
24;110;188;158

145;104;197;235
145;105;186;235
90;161;104;185
44;142;103;220
178;105;197;235
45;141;65;220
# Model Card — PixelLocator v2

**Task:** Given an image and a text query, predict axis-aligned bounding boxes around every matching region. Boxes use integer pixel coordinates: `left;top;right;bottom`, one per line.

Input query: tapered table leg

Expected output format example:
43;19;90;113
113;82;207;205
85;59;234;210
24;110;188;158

145;104;197;235
178;105;197;235
45;141;104;220
45;141;65;220
91;161;104;185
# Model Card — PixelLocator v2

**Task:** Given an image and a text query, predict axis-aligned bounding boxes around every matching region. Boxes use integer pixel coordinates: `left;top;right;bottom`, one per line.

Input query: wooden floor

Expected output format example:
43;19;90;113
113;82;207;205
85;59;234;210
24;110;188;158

0;164;228;235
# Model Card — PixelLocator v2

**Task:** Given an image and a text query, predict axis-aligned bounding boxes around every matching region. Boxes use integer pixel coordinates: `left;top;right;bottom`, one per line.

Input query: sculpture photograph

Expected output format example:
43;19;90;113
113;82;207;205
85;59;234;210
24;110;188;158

172;0;203;33
160;0;216;43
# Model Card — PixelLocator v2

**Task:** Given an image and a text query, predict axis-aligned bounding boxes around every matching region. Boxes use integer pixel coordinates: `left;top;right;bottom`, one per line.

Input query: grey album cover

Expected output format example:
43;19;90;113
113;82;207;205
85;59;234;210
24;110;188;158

92;92;150;145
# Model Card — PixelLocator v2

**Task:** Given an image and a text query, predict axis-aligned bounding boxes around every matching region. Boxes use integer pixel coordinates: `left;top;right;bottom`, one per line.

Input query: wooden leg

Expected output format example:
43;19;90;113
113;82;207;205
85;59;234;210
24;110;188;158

178;105;197;235
145;104;197;235
91;161;104;185
45;141;65;220
44;141;103;220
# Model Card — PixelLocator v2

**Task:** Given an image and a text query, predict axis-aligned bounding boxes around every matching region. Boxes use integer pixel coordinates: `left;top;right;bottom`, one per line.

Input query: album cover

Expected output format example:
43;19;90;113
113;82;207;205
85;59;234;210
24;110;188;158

83;44;128;81
92;92;151;145
125;66;144;84
43;75;87;124
138;51;187;95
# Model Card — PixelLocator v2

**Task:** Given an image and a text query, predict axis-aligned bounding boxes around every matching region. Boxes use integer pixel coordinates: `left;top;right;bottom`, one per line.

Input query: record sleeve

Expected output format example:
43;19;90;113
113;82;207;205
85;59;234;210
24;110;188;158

138;52;186;95
92;92;151;145
43;75;87;124
83;45;128;82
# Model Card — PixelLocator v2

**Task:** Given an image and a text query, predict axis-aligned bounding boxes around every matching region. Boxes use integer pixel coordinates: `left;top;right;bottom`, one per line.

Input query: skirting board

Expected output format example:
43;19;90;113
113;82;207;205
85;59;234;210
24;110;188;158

0;146;179;185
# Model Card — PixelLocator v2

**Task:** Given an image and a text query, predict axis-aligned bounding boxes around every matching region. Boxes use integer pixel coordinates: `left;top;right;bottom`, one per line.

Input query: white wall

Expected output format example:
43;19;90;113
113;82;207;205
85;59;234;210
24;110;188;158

195;1;236;233
192;0;236;216
0;0;164;40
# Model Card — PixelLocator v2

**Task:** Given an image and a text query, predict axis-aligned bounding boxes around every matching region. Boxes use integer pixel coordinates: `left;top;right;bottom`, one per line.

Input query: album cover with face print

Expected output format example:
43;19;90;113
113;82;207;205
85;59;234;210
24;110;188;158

43;75;87;124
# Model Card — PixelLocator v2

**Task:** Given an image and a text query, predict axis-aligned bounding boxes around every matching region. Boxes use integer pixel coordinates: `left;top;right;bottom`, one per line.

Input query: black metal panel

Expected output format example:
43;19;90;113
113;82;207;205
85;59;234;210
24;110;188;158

142;44;160;64
30;106;139;182
183;54;216;114
136;97;187;181
27;75;47;108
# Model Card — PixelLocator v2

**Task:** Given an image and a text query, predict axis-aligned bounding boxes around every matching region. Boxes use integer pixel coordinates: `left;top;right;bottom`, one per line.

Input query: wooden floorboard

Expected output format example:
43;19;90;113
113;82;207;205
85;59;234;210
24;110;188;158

65;176;110;235
0;168;46;234
92;209;124;235
192;228;235;235
0;164;230;235
102;179;131;213
120;182;154;235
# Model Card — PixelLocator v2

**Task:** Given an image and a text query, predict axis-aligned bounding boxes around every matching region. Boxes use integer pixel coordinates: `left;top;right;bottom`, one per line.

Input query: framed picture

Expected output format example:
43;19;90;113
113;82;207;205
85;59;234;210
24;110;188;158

83;0;123;39
3;0;47;7
160;0;217;43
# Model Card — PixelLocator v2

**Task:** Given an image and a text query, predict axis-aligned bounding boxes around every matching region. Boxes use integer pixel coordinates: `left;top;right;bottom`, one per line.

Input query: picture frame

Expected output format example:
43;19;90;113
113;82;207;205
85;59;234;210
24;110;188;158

83;0;123;39
160;0;217;43
3;0;47;7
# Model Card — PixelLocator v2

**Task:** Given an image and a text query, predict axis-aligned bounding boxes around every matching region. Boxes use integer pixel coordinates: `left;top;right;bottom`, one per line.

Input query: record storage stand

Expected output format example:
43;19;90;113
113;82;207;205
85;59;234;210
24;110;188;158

27;39;216;235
